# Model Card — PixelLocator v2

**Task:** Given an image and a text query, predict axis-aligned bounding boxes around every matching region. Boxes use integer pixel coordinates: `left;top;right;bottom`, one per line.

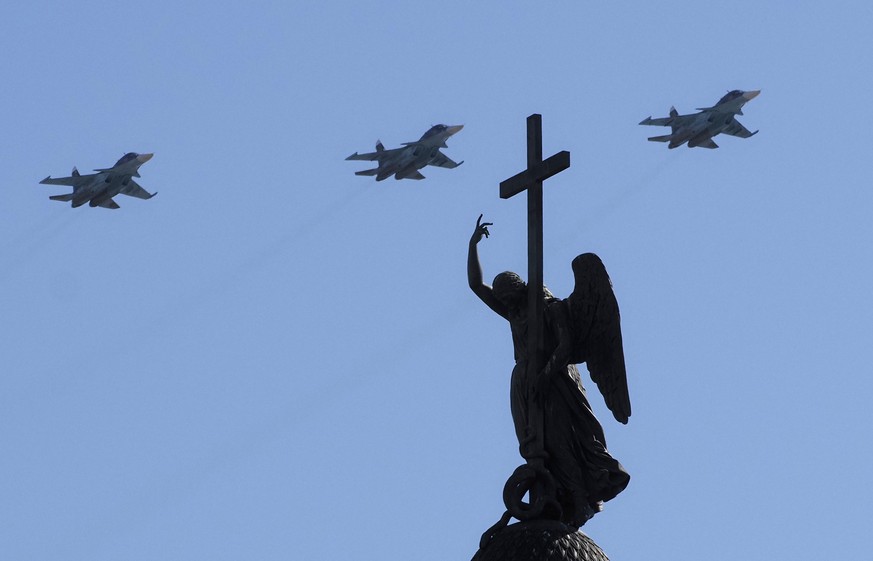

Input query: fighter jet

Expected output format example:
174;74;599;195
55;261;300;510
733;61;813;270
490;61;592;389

639;90;760;149
39;152;156;209
346;124;464;180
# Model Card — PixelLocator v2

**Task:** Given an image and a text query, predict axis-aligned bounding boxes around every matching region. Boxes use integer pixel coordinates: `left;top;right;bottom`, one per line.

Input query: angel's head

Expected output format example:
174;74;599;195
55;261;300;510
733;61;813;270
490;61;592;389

571;253;612;291
492;271;526;308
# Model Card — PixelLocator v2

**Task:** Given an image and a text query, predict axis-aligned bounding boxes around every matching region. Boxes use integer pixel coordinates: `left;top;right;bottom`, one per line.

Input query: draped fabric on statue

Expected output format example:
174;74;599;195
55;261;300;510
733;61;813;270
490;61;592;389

505;296;629;525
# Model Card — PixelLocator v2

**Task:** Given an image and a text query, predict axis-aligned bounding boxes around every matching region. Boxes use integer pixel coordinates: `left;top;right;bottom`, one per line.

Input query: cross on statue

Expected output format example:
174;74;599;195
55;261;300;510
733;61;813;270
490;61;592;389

499;113;571;391
488;113;571;526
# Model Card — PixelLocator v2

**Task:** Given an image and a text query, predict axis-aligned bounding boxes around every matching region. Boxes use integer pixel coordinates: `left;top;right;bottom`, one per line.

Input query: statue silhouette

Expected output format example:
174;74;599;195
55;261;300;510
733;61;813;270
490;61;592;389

468;215;630;527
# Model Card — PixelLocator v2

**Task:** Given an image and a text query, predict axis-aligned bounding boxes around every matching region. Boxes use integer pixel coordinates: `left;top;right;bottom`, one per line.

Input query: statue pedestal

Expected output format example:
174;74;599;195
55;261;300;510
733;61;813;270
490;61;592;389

472;520;610;561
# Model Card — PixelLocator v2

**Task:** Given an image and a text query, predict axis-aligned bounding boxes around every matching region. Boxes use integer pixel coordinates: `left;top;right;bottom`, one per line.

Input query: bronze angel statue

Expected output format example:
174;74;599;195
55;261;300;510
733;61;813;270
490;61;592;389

468;215;630;528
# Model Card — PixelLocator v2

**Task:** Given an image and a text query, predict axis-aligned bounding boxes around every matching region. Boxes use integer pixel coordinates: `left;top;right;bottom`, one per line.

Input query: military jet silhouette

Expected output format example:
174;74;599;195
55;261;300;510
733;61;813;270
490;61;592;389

346;124;463;180
39;152;156;209
639;90;760;149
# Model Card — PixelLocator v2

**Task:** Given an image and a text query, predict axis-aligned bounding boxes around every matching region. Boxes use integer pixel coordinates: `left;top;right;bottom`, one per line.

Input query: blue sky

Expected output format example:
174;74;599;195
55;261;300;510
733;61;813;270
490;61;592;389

2;2;872;559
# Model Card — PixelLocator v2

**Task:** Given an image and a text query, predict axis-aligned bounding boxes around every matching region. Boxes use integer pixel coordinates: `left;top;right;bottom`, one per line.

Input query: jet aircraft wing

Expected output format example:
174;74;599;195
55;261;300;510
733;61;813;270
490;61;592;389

639;116;671;126
721;120;758;138
120;179;156;200
639;113;698;127
430;150;463;169
39;173;94;187
345;148;402;161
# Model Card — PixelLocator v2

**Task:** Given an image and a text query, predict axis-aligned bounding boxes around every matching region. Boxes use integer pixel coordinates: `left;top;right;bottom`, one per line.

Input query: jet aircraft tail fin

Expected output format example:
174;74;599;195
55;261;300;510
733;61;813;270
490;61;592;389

376;141;384;153
72;167;80;177
355;168;380;177
49;193;74;202
669;106;678;118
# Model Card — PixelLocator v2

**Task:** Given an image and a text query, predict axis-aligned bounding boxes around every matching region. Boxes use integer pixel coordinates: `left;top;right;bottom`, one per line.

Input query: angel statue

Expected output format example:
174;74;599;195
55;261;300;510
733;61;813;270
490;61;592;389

468;215;630;529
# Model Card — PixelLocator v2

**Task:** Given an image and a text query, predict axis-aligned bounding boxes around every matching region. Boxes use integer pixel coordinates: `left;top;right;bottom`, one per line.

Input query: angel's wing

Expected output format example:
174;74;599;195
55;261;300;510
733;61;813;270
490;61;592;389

565;253;631;424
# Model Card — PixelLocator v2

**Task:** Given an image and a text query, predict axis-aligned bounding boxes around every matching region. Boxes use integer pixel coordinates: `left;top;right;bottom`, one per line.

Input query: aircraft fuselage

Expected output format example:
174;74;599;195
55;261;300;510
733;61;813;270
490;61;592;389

70;172;130;207
671;113;738;148
375;143;447;180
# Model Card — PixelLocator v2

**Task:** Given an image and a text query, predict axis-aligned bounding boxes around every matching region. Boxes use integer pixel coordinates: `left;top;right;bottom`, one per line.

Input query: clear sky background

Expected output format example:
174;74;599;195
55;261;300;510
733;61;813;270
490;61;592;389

2;2;872;560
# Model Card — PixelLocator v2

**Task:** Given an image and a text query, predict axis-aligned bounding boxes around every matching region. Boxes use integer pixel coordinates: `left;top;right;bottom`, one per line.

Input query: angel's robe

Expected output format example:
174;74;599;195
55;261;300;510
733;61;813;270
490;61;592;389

505;296;629;526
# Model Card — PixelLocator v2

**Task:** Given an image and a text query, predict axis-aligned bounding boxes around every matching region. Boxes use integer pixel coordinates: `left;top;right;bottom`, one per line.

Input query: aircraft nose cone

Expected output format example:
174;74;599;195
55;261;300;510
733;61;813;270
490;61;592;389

137;153;154;163
446;125;464;136
742;90;761;101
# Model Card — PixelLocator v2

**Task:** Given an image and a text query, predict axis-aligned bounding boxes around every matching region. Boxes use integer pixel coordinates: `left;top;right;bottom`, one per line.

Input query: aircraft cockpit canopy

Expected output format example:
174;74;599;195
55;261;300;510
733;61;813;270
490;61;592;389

114;152;140;167
716;90;745;105
420;125;448;140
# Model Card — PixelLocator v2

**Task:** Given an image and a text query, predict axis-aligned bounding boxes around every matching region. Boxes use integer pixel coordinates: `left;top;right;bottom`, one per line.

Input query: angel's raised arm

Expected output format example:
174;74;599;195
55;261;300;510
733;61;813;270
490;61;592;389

468;215;509;319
